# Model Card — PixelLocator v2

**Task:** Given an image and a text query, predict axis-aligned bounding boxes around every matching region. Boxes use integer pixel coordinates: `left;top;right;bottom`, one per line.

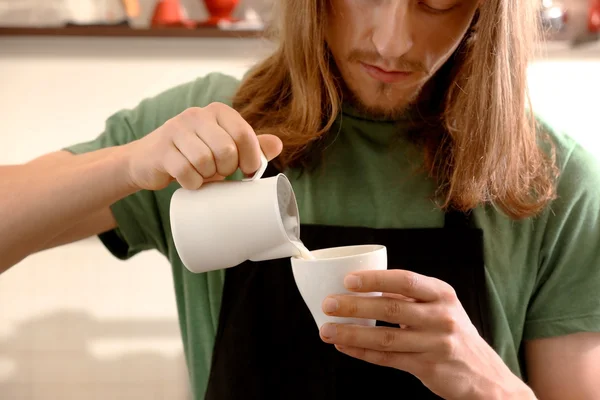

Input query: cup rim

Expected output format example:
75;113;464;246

291;244;386;262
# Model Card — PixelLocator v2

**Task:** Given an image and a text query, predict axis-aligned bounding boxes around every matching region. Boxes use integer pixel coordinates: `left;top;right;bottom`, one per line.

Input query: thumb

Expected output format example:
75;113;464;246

257;134;283;161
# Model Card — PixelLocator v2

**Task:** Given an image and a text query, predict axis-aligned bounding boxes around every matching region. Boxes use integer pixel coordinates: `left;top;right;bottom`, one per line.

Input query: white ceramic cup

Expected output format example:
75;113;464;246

291;244;388;330
170;153;302;273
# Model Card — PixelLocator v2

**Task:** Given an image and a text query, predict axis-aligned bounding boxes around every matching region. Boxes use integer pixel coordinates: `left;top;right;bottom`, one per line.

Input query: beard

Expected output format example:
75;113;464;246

339;78;423;120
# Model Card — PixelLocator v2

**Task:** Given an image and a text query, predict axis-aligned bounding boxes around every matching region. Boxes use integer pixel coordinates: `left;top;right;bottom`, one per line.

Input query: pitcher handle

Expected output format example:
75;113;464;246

242;151;269;182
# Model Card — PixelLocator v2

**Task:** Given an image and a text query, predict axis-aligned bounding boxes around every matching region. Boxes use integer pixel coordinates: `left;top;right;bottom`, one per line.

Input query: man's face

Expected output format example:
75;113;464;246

326;0;481;118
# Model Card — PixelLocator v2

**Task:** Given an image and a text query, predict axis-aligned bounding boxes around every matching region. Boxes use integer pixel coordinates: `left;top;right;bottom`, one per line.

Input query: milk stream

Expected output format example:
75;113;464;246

279;180;315;260
291;240;316;260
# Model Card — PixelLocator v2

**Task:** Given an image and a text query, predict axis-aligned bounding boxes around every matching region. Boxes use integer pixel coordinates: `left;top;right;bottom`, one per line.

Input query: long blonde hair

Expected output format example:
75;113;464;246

233;0;558;219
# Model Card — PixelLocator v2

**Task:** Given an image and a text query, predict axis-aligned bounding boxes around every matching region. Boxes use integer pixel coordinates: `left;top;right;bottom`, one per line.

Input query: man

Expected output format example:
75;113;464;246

1;0;599;399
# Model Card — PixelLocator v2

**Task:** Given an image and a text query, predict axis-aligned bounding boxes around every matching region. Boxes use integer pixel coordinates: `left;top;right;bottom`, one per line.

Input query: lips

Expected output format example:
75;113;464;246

360;62;413;84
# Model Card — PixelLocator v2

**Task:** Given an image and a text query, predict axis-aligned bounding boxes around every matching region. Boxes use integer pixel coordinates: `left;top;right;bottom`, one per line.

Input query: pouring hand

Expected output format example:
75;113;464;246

123;102;283;191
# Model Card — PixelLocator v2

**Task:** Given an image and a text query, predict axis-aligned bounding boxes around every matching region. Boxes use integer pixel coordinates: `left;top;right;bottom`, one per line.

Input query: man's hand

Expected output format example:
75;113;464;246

124;102;283;191
319;270;535;400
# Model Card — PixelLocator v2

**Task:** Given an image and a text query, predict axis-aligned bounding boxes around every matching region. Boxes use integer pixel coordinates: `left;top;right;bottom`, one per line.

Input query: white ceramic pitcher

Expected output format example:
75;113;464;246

169;153;302;273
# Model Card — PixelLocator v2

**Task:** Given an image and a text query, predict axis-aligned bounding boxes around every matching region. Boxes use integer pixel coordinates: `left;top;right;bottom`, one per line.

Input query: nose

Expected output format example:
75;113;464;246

371;3;414;59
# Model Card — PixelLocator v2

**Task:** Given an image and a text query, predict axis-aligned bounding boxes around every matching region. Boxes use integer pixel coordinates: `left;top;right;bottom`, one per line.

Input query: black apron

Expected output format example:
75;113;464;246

205;165;493;400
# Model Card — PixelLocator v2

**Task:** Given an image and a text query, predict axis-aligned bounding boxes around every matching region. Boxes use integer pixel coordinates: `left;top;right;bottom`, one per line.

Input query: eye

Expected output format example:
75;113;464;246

419;1;457;14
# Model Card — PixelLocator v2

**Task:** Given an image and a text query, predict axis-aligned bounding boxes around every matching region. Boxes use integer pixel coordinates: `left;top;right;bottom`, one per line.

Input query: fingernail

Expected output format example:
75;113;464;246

344;275;362;289
322;297;338;313
320;323;337;339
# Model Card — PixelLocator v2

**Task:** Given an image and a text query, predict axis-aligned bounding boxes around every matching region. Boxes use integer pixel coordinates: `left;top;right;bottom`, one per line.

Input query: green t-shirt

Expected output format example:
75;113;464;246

65;72;600;398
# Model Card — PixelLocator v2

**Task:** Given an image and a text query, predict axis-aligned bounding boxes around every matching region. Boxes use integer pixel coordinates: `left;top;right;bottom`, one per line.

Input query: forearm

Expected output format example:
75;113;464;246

0;145;136;271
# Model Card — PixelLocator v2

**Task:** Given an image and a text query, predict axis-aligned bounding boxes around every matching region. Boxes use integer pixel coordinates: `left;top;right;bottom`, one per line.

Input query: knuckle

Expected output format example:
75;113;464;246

213;143;238;161
383;300;402;320
440;311;459;333
171;162;190;180
162;119;184;136
376;350;395;366
379;330;397;349
197;154;216;175
204;102;226;114
438;335;457;358
346;301;359;317
373;273;387;291
403;271;420;293
182;107;205;119
231;126;253;143
440;284;458;303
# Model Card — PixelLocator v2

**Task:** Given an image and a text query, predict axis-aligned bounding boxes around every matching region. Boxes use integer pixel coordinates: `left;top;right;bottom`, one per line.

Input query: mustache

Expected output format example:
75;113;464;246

348;49;427;73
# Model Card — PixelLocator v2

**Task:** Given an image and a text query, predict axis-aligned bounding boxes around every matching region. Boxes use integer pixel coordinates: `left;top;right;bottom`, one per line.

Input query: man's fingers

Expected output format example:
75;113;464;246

213;104;264;175
178;103;283;180
344;270;455;303
320;324;438;353
195;123;240;177
322;295;434;328
164;144;204;190
172;130;217;179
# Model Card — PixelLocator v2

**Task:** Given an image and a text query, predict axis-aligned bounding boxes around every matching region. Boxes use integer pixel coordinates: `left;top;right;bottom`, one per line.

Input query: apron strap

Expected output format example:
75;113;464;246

444;208;476;229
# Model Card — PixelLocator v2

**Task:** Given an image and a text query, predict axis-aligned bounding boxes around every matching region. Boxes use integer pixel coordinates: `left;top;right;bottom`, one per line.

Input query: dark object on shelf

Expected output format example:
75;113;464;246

64;21;130;28
0;26;263;38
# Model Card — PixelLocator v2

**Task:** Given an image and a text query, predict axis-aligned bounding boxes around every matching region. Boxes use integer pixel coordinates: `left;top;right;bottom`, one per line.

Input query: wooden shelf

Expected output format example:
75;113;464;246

0;26;265;39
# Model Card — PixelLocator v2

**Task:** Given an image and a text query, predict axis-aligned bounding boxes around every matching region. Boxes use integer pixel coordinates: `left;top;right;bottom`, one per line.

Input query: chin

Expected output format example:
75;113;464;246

350;85;420;118
349;97;412;119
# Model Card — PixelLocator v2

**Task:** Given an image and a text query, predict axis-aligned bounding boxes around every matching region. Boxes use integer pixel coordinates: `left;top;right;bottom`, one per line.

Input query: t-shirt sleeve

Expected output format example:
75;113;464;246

524;141;600;340
63;72;241;260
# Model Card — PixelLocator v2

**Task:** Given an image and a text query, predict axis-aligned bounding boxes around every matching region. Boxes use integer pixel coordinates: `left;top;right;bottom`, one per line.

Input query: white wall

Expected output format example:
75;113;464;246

0;36;274;400
527;44;600;155
0;36;598;400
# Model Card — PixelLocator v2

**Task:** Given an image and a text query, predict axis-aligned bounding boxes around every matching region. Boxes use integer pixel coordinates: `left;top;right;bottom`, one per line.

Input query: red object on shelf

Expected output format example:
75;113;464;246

589;0;600;32
151;0;195;28
199;0;240;26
